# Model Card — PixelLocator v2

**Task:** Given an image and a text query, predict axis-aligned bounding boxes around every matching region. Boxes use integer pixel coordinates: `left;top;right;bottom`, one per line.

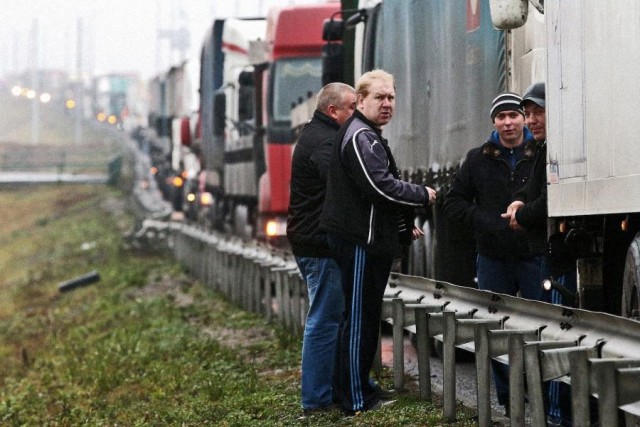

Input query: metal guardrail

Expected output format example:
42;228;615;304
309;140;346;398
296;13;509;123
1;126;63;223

127;148;640;425
382;273;640;426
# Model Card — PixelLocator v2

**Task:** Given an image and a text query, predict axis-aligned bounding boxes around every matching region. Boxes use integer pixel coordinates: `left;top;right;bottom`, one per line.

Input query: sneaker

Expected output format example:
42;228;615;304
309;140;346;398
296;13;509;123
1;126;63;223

368;398;397;412
343;399;396;417
372;382;397;400
298;403;340;420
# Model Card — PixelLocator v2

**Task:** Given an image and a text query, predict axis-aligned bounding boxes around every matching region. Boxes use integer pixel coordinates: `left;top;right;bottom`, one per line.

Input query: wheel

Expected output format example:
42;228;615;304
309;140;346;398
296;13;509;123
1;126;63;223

621;232;640;319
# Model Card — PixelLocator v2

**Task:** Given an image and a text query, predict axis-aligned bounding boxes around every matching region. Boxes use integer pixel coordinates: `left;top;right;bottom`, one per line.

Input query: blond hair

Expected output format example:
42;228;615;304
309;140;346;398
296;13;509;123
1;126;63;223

355;69;395;98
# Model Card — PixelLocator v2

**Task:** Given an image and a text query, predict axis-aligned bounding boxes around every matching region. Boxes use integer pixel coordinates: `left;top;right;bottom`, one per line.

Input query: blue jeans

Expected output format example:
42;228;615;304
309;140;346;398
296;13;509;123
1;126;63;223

476;254;546;300
546;268;581;426
295;256;344;410
476;254;546;406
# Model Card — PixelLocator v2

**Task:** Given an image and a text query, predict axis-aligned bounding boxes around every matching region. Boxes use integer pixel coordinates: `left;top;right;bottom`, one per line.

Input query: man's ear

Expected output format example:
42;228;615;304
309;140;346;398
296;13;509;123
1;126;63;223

327;104;339;120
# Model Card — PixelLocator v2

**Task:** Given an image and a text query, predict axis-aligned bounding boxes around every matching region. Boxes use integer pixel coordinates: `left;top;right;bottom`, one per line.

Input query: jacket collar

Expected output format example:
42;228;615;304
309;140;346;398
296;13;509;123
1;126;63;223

313;110;340;130
481;128;537;159
353;109;383;137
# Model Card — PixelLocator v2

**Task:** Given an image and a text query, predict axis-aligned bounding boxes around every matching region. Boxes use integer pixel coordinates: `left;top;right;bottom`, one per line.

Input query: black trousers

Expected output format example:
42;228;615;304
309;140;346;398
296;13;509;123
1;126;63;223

328;234;393;413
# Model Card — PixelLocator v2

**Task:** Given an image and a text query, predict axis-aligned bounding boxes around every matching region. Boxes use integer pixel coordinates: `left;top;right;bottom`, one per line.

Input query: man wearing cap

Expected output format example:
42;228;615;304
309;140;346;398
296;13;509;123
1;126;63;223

502;82;586;426
502;82;548;257
444;91;544;414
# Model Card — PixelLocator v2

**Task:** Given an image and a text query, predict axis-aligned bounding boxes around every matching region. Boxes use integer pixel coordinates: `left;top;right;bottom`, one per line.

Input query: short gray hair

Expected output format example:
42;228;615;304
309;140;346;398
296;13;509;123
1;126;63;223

316;82;356;113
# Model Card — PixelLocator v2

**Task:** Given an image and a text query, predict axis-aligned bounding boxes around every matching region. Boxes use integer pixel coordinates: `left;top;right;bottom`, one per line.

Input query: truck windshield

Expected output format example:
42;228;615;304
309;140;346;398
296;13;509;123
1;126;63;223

271;57;322;123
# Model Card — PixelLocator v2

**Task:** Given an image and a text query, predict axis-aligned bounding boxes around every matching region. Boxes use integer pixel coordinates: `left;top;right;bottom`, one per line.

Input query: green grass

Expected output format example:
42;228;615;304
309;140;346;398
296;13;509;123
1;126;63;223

0;185;478;426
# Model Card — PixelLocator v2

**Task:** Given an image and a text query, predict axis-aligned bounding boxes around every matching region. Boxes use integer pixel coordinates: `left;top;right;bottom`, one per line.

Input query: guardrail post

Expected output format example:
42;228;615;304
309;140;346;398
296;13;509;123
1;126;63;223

414;306;432;401
615;367;640;424
473;322;492;427
523;340;577;426
255;258;268;316
443;311;457;422
590;358;640;426
567;346;599;427
274;268;285;324
391;298;406;391
442;312;501;423
507;333;526;427
282;271;293;329
299;275;308;331
212;240;222;292
290;271;303;335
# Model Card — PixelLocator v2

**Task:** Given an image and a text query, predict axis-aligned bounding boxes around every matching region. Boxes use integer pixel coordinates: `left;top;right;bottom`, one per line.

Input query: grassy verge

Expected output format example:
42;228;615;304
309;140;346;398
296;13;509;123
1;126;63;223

0;185;477;426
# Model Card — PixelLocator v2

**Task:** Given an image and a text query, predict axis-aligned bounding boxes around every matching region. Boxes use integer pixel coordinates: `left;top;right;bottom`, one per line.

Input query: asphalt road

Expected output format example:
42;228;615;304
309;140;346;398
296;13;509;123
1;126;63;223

379;334;522;426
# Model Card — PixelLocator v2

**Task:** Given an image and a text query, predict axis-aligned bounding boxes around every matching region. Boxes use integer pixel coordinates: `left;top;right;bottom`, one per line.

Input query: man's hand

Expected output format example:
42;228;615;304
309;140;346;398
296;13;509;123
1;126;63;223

501;200;525;230
412;226;425;240
426;186;437;205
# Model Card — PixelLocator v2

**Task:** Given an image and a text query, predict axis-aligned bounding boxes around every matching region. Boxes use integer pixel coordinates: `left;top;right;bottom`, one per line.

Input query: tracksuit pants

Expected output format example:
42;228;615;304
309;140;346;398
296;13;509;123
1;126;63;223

327;234;393;413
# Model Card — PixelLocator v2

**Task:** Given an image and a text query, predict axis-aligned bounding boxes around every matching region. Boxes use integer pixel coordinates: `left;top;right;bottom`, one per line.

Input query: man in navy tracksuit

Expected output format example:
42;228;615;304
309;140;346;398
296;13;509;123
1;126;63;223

320;69;436;414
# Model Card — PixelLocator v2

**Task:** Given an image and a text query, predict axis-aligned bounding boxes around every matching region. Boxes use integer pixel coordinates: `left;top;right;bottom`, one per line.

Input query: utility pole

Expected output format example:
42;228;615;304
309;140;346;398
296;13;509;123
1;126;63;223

30;19;40;145
75;18;83;145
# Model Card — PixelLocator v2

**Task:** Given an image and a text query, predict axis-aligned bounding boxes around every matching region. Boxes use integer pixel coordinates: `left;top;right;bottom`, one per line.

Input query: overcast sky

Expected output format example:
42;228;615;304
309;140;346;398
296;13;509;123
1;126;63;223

0;0;325;81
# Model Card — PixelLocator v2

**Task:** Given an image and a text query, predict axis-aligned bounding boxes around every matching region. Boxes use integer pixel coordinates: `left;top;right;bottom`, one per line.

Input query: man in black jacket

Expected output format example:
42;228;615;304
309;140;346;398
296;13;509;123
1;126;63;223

444;91;542;414
287;82;356;416
320;70;436;415
502;82;582;426
502;83;548;258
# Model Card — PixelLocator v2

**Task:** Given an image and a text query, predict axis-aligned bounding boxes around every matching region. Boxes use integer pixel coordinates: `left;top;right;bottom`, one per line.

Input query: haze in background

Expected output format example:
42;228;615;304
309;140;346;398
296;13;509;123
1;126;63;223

0;0;325;80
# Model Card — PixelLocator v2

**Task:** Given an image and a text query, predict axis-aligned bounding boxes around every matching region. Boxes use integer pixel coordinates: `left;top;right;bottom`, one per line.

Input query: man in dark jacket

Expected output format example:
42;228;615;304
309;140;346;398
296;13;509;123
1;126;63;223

444;91;542;414
502;82;583;426
320;70;436;415
502;83;548;258
287;82;356;416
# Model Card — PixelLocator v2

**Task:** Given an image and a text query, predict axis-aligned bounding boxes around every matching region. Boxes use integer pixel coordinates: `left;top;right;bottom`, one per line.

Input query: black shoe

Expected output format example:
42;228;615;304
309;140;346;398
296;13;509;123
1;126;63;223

298;404;340;420
343;399;397;417
368;398;396;412
372;383;397;400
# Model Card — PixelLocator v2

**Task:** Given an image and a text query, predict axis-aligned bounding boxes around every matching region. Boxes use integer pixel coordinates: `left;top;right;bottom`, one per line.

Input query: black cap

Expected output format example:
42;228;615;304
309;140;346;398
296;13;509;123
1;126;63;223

521;82;545;108
490;92;525;122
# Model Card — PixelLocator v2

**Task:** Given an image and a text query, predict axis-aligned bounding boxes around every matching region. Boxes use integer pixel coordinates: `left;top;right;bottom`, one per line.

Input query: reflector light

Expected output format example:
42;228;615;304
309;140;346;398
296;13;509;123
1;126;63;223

266;220;279;237
172;176;184;187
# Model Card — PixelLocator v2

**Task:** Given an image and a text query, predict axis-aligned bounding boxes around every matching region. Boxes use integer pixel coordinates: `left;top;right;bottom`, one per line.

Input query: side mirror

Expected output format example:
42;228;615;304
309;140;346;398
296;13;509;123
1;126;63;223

322;18;344;41
322;43;344;85
238;70;254;87
489;0;529;30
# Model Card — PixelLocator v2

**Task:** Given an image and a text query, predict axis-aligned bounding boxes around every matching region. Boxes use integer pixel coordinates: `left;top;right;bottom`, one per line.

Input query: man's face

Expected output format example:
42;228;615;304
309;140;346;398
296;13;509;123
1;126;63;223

494;110;525;147
331;92;357;126
357;79;395;128
523;102;546;141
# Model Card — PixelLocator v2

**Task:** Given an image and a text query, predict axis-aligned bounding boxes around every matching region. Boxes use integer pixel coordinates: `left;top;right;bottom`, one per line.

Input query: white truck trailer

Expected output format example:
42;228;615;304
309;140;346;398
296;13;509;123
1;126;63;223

494;0;640;316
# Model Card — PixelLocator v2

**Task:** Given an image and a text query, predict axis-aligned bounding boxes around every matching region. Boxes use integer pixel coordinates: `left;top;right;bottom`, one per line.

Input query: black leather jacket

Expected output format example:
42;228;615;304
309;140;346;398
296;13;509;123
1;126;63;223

287;110;339;257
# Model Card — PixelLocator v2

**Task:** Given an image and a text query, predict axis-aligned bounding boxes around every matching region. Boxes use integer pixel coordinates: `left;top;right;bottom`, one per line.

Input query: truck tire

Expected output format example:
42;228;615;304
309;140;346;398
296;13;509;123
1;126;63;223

621;232;640;319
